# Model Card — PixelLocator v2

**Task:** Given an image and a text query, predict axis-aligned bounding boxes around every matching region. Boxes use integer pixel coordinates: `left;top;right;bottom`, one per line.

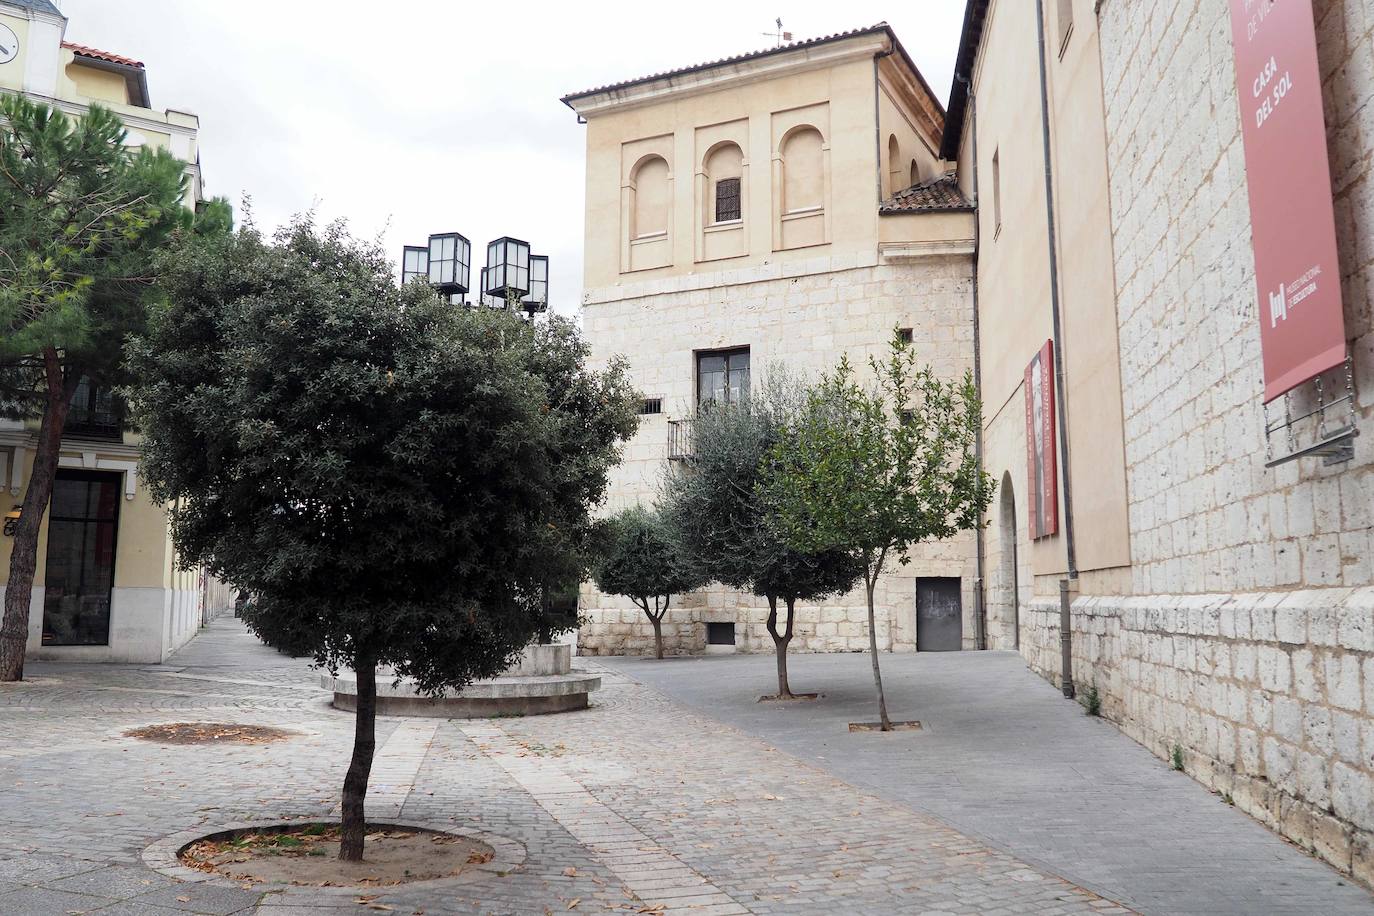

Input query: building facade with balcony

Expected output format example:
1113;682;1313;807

0;0;229;664
564;25;982;657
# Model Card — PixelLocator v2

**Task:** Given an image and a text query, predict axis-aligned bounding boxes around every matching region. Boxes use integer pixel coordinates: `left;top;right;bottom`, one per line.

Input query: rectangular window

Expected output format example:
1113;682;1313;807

1057;0;1074;50
42;471;121;647
706;622;736;646
991;148;1003;235
638;397;663;416
714;177;741;223
697;347;750;407
898;328;913;345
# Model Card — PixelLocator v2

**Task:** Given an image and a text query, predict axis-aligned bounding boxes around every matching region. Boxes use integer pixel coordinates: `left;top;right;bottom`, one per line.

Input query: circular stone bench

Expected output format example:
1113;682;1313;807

320;644;600;717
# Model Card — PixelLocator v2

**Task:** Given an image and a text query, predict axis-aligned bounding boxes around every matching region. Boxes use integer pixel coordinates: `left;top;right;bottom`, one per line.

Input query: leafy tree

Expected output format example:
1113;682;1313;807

661;376;860;698
127;216;638;860
594;506;703;659
760;335;993;729
0;96;200;681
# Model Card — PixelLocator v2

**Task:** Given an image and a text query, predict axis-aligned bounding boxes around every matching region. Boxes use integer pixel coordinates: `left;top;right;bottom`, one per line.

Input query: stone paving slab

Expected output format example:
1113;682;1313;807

0;617;1359;914
600;650;1374;916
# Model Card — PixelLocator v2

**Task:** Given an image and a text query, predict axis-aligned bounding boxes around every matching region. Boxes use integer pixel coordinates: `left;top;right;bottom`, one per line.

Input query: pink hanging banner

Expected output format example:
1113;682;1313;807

1024;340;1057;541
1228;0;1346;402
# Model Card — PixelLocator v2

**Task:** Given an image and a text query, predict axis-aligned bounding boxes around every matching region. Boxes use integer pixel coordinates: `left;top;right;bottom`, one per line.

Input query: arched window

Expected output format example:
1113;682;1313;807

704;142;743;224
630;155;670;239
910;159;921;188
887;134;901;195
781;126;824;214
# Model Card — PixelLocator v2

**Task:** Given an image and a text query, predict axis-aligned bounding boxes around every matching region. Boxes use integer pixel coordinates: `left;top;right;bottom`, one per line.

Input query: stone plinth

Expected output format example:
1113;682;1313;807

321;644;600;717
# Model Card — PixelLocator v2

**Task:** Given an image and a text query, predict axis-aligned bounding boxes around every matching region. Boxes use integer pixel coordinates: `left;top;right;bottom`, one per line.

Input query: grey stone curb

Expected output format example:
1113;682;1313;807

142;817;527;897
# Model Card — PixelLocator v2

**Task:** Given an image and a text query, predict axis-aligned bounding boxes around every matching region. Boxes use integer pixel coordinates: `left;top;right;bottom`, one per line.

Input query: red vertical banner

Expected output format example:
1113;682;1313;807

1024;341;1058;540
1228;0;1346;401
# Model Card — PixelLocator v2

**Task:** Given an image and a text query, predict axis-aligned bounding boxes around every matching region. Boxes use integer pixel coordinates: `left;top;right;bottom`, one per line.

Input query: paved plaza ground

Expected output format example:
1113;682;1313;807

0;617;1368;915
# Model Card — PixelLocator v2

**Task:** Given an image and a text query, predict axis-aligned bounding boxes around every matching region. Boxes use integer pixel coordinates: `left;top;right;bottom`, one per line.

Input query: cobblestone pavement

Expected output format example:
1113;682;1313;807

0;617;1140;916
601;650;1374;916
0;619;1355;915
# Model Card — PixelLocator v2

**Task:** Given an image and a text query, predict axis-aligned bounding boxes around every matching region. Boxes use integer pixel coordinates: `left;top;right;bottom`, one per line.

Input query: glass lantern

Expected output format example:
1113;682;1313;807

426;232;470;295
483;237;530;303
520;254;549;315
401;246;429;285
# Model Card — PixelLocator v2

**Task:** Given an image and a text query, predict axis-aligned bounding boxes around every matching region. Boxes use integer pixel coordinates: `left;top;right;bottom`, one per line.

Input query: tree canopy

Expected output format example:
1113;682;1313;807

128;215;639;856
594;505;703;659
660;375;860;697
760;336;993;727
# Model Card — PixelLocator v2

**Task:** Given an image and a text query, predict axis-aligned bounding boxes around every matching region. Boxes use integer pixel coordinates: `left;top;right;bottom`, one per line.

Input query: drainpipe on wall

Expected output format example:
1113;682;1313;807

959;72;988;652
1033;0;1077;698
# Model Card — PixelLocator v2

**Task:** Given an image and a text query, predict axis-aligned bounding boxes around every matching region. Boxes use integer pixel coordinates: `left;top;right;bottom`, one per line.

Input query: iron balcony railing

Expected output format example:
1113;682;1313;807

667;418;695;462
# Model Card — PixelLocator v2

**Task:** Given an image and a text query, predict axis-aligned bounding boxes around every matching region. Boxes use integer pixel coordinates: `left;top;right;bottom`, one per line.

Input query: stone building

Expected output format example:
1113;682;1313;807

561;26;981;657
944;0;1374;884
0;0;229;664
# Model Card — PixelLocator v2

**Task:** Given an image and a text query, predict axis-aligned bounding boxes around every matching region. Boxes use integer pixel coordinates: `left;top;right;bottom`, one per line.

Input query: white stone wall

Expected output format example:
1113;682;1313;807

1099;0;1374;592
579;252;978;655
1016;0;1374;883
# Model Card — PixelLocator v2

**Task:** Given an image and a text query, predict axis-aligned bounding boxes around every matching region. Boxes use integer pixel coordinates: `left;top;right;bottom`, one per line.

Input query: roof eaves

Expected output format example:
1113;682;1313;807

561;23;893;109
939;0;990;161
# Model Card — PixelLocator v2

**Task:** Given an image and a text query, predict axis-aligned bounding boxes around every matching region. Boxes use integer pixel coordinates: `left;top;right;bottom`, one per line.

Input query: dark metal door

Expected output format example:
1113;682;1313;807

916;577;962;651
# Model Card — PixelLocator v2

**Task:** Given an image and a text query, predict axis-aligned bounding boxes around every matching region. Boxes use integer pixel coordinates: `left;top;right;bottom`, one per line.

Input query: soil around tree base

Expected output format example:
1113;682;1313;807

757;692;822;702
180;823;494;888
848;720;923;732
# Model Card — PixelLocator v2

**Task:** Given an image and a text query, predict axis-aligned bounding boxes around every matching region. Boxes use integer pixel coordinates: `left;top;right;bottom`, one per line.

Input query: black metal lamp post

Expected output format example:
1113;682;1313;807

401;233;548;317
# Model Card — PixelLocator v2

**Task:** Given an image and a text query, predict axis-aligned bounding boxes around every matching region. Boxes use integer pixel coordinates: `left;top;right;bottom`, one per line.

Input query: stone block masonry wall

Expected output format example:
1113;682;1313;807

578;251;978;655
1023;590;1374;885
1011;0;1374;882
1099;0;1374;593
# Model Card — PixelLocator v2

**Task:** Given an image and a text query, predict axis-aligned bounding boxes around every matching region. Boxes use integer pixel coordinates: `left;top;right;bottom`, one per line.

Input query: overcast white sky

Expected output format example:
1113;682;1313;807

57;1;965;314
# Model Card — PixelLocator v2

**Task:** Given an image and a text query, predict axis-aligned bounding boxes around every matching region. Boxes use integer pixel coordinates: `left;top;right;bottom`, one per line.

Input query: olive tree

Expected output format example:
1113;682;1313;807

661;377;860;698
128;216;638;860
760;335;993;729
593;506;703;659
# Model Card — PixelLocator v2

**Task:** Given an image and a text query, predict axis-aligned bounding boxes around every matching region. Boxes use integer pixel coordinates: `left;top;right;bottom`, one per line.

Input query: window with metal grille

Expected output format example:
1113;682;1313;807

714;177;741;223
638;398;662;416
66;378;123;440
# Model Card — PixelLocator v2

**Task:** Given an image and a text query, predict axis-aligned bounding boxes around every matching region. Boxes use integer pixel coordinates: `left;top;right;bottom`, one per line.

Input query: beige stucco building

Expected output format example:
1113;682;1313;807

0;0;228;664
563;26;982;657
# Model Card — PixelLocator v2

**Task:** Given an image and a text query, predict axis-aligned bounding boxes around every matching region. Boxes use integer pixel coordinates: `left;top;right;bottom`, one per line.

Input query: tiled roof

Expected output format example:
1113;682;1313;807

880;175;973;213
6;0;62;17
563;23;891;104
62;41;144;69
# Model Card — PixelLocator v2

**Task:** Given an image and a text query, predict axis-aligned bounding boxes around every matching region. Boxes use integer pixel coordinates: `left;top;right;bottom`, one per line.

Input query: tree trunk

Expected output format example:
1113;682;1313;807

0;351;77;682
339;655;376;862
764;594;794;698
650;613;663;660
864;571;892;731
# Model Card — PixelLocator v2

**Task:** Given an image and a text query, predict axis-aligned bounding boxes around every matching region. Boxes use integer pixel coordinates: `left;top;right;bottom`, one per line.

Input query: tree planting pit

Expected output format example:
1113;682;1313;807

125;722;297;745
848;720;923;732
179;823;494;889
758;692;822;702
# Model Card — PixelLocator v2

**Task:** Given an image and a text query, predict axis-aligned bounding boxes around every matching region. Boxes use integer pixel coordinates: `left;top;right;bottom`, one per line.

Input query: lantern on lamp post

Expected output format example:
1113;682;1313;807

426;232;470;304
482;236;531;306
